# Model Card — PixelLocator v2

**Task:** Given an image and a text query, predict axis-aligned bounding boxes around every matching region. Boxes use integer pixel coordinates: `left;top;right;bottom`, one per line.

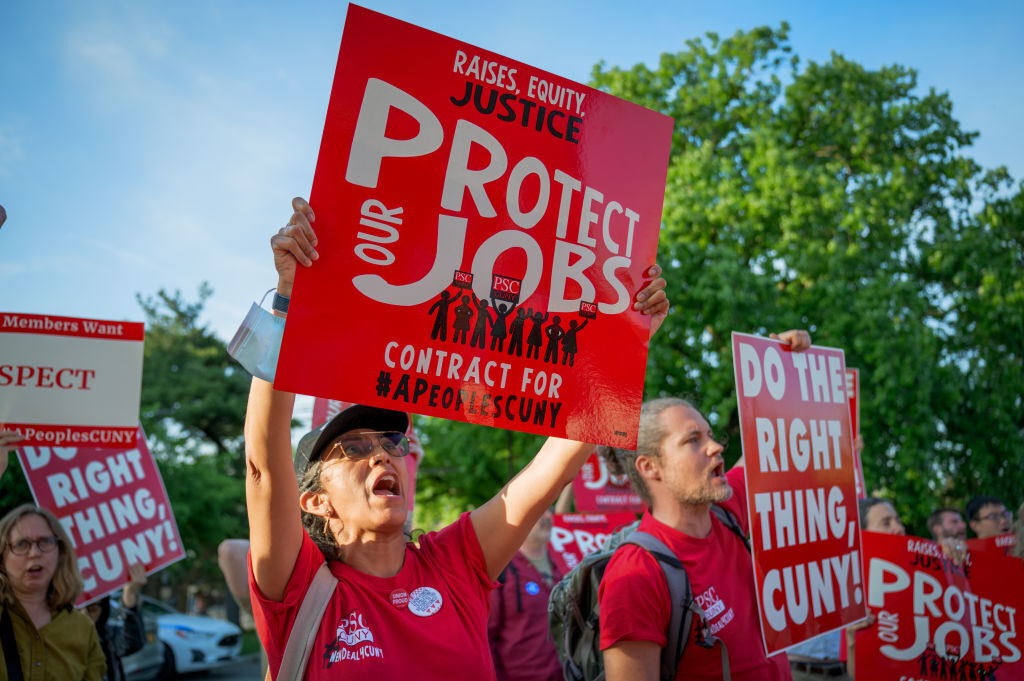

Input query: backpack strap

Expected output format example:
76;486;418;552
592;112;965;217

496;562;523;614
1;606;25;681
267;562;339;681
508;562;522;613
710;504;749;552
625;531;732;681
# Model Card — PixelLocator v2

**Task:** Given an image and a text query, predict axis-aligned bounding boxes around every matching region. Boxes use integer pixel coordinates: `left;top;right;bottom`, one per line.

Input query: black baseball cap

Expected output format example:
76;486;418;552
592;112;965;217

294;404;409;479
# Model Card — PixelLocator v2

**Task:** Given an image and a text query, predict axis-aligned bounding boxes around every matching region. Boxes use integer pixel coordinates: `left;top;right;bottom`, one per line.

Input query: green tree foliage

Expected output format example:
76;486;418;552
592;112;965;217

136;285;251;588
0;455;34;513
585;24;1023;533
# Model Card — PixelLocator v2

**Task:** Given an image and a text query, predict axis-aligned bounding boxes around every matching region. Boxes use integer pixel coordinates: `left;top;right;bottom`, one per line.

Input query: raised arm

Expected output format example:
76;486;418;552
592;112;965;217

0;429;22;479
115;563;149;657
470;266;668;580
245;197;319;601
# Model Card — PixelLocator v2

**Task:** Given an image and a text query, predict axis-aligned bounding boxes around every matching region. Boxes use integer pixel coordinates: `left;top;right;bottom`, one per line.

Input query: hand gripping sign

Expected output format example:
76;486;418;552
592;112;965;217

856;532;1024;680
0;312;144;447
273;5;674;448
732;332;865;655
17;426;185;606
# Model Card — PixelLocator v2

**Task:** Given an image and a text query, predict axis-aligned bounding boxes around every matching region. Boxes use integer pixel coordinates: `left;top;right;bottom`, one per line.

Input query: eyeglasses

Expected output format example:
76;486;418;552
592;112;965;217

978;510;1012;523
7;536;59;556
327;431;410;461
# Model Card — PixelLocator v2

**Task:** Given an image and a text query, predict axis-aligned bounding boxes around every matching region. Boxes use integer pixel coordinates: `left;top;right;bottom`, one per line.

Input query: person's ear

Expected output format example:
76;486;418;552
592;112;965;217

636;455;661;482
299;490;333;518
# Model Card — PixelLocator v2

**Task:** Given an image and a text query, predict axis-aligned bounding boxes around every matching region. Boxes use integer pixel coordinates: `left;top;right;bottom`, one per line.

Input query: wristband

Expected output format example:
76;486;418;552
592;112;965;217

272;292;290;315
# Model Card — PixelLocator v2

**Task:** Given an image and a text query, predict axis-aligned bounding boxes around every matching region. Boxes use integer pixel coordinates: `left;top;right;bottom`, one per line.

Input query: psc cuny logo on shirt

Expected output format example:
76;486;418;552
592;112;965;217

323;610;385;668
695;586;726;620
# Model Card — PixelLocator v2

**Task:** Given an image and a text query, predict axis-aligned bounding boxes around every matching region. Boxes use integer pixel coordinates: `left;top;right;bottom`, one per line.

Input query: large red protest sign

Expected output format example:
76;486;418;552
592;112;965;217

856;532;1023;680
274;5;674;448
572;451;643;513
550;512;636;575
732;332;864;654
0;312;144;447
966;533;1017;557
17;426;185;605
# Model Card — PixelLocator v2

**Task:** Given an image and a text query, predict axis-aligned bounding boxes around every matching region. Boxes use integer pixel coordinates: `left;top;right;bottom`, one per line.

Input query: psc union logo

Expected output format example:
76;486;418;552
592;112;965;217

337;610;375;646
695;586;726;620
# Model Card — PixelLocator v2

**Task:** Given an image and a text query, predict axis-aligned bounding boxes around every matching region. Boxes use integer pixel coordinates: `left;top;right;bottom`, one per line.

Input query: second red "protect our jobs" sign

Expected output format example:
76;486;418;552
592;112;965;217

274;5;674;448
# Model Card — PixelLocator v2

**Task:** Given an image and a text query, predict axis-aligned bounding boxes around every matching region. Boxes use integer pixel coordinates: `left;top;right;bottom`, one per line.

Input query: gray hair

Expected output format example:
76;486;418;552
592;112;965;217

599;397;694;507
296;455;414;562
297;460;342;561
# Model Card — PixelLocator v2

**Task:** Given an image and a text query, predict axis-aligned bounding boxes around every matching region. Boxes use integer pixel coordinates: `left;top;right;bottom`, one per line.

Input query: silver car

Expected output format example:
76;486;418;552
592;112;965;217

119;595;243;680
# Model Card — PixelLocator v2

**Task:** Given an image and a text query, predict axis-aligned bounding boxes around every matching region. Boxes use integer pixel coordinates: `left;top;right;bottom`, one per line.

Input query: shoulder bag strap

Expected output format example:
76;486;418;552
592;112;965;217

267;562;339;681
1;606;26;681
710;503;750;552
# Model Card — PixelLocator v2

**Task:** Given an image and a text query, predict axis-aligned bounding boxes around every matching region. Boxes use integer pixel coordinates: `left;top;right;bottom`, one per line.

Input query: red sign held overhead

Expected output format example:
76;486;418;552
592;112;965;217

732;332;864;655
274;5;674;448
17;426;185;606
856;532;1024;679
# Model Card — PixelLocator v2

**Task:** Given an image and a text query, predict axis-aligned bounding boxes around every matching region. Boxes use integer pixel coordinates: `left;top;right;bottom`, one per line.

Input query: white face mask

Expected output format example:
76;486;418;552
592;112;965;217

227;293;285;382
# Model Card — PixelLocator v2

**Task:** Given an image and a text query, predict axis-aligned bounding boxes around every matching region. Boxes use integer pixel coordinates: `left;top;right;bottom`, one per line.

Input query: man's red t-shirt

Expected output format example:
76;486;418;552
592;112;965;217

250;512;495;680
598;467;791;680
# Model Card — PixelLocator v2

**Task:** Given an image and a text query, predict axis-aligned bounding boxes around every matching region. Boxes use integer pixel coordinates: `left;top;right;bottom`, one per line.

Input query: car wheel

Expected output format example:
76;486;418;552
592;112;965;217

156;643;176;680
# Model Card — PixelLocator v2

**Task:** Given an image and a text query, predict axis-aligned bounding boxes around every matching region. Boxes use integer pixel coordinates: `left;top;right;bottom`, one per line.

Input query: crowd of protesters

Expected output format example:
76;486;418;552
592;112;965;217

1;190;1020;681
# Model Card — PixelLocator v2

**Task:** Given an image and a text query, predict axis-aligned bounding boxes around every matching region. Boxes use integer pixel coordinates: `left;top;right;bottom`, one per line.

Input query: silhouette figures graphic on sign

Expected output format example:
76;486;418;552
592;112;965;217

561;318;589;366
452;296;474;345
427;289;459;341
526;309;548;360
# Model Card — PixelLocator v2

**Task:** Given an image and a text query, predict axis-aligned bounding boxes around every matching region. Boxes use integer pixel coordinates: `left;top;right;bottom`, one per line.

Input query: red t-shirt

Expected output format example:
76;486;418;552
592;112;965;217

598;467;791;681
250;512;495;680
487;549;564;681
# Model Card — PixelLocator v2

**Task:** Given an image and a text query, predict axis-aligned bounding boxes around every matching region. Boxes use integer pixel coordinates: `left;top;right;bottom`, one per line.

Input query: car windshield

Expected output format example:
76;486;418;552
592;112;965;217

139;597;178;617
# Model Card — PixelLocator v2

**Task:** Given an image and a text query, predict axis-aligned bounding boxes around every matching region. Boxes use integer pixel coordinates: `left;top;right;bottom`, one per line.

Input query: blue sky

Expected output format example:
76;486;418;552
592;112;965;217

1;1;1021;342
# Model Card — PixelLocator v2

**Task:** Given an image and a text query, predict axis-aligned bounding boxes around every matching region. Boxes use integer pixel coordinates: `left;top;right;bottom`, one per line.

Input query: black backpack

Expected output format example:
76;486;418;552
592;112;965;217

547;505;749;681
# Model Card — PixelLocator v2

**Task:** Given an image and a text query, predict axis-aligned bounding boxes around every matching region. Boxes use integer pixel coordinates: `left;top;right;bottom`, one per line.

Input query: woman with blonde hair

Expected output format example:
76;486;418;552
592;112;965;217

0;504;105;680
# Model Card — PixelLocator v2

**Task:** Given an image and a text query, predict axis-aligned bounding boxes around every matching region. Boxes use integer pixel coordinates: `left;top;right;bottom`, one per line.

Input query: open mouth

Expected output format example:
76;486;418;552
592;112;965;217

711;461;726;479
372;474;400;497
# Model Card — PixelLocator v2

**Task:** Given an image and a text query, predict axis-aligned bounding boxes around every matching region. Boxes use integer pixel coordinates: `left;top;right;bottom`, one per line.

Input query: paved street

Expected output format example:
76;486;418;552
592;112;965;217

199;654;263;681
